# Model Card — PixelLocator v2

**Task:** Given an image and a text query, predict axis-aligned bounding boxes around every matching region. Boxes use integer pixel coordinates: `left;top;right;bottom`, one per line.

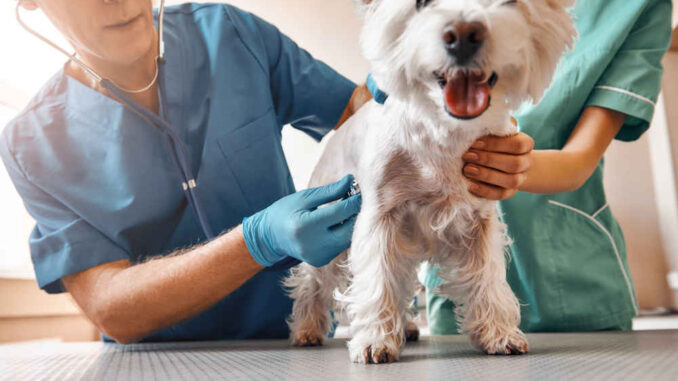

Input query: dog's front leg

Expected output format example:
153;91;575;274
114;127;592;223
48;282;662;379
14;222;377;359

437;209;528;355
343;208;420;364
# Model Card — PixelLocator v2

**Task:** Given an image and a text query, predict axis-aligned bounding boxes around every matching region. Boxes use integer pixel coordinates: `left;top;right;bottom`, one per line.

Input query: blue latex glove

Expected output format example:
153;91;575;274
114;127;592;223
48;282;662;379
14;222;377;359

243;175;362;268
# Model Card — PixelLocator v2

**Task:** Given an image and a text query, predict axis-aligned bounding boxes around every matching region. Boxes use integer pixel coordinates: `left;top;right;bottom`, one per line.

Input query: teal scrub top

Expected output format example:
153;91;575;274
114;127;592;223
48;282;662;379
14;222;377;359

0;4;355;341
422;0;673;332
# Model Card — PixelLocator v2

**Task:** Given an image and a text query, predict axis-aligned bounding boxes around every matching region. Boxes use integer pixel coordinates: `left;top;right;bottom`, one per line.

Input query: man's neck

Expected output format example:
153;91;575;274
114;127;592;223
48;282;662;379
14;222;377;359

65;33;160;114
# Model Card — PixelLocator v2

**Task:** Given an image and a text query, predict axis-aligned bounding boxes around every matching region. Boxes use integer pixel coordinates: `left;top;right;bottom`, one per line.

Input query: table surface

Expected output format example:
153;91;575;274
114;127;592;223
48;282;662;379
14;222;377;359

1;331;678;381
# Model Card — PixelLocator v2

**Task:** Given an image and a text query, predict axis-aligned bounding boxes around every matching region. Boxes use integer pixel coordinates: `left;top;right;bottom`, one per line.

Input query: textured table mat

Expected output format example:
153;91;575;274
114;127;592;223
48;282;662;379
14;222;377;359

1;331;677;380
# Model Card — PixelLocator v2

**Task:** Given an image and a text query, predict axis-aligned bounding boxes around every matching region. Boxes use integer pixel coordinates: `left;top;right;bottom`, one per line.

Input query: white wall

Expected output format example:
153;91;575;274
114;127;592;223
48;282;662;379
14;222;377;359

0;3;67;278
652;27;678;307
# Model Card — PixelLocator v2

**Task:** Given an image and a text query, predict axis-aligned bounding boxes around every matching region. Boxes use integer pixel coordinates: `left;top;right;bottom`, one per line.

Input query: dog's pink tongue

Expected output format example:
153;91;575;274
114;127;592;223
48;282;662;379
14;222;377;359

444;71;491;119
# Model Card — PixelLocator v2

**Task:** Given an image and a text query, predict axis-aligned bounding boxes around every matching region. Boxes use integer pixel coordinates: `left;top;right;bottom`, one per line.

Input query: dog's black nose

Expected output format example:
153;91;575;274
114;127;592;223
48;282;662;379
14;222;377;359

443;22;487;65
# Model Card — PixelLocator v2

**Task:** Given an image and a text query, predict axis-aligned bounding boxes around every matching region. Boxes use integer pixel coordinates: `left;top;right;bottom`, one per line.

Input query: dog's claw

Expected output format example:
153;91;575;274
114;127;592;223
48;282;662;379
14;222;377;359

485;343;528;355
480;331;529;355
507;342;529;355
291;332;324;347
361;345;399;364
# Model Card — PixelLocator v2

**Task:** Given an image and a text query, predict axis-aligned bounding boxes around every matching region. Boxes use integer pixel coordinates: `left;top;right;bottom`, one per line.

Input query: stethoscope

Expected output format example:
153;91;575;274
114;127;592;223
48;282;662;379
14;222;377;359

16;0;215;241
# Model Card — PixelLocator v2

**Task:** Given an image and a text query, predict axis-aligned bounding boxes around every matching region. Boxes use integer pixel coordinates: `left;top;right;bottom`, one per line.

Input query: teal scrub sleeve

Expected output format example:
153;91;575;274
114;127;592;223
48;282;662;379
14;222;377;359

584;0;673;142
0;132;129;294
230;8;357;141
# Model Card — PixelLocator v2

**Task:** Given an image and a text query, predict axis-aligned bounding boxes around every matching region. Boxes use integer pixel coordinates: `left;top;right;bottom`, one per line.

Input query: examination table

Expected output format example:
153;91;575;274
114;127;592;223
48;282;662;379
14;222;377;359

1;331;677;380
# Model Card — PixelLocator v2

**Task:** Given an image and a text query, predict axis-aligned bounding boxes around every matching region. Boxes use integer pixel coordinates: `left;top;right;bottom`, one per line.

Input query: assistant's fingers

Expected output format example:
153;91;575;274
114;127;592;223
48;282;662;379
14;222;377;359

300;175;354;209
467;180;518;201
463;149;532;174
311;194;362;226
463;164;527;190
472;132;534;155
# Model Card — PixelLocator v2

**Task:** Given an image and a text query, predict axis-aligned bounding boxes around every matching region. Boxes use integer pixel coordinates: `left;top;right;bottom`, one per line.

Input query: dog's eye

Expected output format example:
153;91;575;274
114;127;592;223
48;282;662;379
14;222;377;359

502;0;518;5
416;0;433;11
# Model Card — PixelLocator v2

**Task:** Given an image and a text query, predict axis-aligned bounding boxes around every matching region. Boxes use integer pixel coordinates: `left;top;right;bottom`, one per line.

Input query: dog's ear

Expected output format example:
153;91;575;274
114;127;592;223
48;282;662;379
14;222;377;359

523;0;577;102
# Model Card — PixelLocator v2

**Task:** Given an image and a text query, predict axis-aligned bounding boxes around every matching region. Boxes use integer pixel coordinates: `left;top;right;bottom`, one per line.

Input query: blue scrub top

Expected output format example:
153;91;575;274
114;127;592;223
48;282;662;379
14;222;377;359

0;3;355;341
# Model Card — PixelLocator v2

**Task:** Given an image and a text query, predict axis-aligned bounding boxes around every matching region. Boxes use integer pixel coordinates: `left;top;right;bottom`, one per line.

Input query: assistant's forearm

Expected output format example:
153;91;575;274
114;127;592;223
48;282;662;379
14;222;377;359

519;150;599;194
519;107;625;194
84;226;262;343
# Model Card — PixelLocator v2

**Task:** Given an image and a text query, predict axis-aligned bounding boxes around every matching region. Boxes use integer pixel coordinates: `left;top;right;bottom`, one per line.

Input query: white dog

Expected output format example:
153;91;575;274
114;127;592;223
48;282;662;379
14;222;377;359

285;0;576;364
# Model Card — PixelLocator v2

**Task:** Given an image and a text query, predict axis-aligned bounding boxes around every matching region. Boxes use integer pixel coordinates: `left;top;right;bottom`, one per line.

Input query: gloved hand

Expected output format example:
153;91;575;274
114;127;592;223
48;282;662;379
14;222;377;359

242;175;362;268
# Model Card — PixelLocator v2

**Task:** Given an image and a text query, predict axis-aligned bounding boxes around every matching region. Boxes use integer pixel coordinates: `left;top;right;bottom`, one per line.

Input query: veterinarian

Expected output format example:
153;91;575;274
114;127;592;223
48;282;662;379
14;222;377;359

422;0;673;333
1;0;366;343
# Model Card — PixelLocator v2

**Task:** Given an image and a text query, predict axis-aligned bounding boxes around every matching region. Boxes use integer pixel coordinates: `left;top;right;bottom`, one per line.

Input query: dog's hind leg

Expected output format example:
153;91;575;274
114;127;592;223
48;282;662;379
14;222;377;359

437;211;528;355
404;283;424;342
285;254;347;346
342;210;420;364
405;318;420;342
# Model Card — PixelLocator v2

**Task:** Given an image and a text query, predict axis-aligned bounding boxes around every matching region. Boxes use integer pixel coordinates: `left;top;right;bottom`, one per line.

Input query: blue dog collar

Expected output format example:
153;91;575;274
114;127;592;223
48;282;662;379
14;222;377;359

366;73;389;105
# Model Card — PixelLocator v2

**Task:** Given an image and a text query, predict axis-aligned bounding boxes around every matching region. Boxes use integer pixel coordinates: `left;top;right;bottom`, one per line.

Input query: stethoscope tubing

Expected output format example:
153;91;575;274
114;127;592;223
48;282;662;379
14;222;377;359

102;76;216;241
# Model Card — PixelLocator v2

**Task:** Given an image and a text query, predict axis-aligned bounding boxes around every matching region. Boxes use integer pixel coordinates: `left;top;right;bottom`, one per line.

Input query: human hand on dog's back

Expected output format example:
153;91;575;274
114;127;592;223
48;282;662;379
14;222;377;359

462;132;535;200
242;175;362;268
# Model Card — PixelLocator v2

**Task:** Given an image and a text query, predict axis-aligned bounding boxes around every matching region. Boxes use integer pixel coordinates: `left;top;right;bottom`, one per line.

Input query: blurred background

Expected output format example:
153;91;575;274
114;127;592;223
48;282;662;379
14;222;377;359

0;0;677;342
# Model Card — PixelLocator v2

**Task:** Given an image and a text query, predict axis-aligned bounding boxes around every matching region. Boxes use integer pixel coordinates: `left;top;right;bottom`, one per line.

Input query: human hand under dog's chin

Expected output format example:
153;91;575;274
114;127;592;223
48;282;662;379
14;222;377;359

462;132;534;201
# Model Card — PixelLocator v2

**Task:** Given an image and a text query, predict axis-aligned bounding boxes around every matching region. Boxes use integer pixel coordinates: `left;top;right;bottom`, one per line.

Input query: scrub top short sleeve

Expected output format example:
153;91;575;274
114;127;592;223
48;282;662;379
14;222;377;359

227;8;356;141
0;133;129;293
584;0;673;142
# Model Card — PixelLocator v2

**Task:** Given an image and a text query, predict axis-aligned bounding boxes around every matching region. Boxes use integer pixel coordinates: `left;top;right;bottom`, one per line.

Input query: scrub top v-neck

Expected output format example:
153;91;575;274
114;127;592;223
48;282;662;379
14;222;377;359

0;3;355;341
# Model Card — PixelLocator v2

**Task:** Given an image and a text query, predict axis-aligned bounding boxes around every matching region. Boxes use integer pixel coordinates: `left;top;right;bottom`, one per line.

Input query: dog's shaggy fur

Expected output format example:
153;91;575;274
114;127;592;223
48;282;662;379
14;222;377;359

285;0;576;364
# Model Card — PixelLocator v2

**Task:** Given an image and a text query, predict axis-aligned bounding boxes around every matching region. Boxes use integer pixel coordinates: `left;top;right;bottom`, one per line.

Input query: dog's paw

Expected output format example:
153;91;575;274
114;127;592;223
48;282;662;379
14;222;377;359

405;324;420;342
360;344;400;364
477;329;529;355
291;331;324;347
349;338;402;364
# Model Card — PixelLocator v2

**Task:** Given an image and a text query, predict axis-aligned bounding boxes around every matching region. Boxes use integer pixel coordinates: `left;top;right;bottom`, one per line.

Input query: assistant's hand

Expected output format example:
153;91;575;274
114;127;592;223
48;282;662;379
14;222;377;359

242;175;362;268
462;133;534;200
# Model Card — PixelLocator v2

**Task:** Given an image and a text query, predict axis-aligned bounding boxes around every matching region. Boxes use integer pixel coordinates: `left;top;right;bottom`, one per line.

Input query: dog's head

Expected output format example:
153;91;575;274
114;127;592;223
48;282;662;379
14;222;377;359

355;0;576;123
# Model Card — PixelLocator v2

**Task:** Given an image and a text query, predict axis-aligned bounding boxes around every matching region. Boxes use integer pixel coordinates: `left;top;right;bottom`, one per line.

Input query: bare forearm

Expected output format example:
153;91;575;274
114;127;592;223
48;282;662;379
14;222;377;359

519;149;598;194
520;107;626;194
463;107;626;198
64;225;262;343
335;84;372;129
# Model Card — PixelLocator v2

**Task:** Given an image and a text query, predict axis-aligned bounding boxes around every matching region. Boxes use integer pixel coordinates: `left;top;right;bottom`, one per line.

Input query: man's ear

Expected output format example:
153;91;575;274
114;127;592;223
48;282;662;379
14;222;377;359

18;0;39;11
